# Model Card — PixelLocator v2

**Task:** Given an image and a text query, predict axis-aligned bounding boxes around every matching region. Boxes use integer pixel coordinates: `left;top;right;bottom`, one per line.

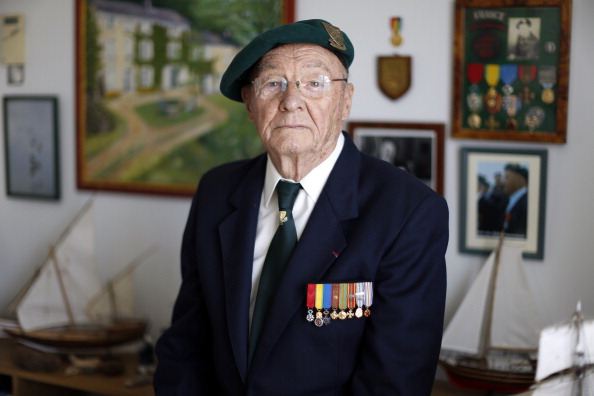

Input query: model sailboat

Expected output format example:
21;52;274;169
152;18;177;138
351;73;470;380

1;201;150;349
439;236;543;393
517;302;594;396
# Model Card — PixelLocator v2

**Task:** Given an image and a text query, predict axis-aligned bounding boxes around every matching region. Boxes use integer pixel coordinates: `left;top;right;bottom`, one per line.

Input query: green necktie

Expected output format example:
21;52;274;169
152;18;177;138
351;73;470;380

249;180;301;366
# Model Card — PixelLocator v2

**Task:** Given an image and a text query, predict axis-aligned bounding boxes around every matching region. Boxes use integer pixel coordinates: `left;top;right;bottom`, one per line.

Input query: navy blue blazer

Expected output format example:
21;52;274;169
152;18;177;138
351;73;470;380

154;133;448;395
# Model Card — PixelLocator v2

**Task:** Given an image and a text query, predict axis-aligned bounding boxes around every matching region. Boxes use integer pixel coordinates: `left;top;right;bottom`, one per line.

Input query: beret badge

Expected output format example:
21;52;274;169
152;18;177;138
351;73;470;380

322;22;347;51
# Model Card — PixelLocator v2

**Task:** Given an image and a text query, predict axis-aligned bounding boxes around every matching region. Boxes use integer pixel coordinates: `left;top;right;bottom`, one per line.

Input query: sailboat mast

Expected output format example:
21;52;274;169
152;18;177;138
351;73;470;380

480;231;506;360
50;246;76;327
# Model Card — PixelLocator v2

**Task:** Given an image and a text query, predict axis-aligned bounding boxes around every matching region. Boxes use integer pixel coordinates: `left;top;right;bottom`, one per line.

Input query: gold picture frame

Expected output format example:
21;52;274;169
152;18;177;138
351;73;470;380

76;0;294;196
452;0;572;143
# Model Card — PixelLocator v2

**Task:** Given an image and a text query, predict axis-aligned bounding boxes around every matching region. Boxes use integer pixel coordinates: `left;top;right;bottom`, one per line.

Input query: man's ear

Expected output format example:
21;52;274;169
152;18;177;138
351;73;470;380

341;83;355;121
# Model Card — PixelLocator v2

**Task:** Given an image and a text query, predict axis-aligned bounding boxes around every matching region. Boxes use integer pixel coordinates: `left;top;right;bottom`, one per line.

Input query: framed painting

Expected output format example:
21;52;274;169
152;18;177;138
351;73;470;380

3;96;60;200
459;147;547;259
76;0;294;196
451;0;572;143
348;122;445;195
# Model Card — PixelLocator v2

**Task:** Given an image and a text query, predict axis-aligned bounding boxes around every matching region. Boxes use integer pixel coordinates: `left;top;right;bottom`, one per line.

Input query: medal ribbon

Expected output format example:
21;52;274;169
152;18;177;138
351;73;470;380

391;17;401;36
339;283;347;312
364;282;373;308
519;65;536;84
484;64;500;88
332;283;339;310
538;65;556;88
347;283;356;310
467;63;484;85
307;284;316;309
315;284;324;311
500;65;518;86
323;284;332;310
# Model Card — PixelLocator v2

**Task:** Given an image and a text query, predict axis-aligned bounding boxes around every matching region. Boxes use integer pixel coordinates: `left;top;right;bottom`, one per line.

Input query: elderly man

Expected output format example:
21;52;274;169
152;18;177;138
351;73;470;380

154;19;448;395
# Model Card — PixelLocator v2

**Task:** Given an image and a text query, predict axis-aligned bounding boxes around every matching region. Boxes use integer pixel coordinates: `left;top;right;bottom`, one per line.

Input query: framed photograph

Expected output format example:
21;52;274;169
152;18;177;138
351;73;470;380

348;122;445;195
3;96;60;200
459;147;547;259
75;0;294;196
452;0;572;143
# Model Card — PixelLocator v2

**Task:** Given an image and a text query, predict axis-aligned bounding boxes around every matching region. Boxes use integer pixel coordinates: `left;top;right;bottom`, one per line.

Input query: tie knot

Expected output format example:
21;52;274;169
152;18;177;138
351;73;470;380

276;180;301;210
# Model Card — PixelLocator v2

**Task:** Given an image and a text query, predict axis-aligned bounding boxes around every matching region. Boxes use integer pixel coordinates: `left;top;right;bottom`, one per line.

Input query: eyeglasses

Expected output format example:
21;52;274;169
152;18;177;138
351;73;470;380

251;75;348;99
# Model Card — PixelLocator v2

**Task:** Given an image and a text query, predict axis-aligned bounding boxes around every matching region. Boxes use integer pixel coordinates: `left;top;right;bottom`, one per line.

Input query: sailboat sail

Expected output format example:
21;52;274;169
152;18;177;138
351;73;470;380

535;319;594;381
16;203;102;331
442;244;542;355
86;273;135;325
86;245;157;324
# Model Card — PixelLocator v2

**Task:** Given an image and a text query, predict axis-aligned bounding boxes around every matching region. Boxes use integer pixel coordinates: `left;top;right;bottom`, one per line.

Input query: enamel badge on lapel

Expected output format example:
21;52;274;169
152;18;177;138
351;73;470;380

377;17;411;100
279;210;288;225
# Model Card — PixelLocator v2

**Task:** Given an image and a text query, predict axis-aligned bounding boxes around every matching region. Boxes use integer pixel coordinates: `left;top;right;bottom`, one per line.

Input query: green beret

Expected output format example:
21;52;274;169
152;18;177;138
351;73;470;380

505;163;529;181
220;19;355;102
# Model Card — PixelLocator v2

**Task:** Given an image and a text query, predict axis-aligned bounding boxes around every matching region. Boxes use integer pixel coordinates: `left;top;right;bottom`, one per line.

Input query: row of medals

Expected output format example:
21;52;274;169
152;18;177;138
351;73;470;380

466;67;554;131
307;305;371;327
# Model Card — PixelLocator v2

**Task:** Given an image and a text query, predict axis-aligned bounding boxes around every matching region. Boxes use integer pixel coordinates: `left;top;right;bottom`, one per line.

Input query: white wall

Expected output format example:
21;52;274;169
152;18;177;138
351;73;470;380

0;0;593;347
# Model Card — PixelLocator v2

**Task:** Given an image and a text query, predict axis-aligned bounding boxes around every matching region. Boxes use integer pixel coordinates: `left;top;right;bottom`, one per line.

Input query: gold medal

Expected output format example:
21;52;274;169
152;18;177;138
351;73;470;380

467;113;482;128
391;35;402;46
541;88;555;104
338;310;347;320
390;17;403;47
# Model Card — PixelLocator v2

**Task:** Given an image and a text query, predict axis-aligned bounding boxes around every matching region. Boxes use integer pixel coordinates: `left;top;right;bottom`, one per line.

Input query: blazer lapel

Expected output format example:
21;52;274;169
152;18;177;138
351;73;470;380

219;156;266;382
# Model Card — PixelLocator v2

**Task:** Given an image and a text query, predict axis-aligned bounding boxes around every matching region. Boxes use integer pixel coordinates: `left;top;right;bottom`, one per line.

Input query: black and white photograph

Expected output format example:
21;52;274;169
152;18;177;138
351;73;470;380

349;122;444;195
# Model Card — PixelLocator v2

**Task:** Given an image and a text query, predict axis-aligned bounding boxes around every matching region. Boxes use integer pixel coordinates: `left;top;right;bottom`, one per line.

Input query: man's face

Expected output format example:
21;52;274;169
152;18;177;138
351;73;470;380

242;44;354;163
503;169;525;195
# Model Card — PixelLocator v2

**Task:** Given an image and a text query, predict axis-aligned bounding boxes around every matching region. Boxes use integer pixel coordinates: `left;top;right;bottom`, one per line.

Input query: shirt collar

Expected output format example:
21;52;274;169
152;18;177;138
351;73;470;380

263;133;345;208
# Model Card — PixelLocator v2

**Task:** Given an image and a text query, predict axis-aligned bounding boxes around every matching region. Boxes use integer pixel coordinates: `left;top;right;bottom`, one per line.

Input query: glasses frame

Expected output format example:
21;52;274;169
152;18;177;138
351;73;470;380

251;75;348;99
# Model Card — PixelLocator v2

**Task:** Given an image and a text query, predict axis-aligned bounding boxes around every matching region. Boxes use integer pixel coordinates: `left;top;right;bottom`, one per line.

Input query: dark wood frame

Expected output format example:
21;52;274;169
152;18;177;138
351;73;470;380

75;0;294;196
452;0;572;143
348;122;445;195
459;147;547;259
3;96;60;200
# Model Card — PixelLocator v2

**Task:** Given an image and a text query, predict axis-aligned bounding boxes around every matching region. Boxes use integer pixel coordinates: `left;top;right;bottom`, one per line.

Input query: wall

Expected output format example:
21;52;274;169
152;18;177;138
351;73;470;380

0;0;593;348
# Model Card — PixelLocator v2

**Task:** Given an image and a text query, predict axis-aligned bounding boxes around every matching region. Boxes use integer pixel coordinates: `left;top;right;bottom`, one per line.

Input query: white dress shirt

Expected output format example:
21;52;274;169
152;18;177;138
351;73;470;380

249;133;345;324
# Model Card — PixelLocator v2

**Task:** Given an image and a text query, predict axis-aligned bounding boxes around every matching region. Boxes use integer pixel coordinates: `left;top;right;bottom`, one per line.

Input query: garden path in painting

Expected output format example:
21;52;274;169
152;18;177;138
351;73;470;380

86;89;227;181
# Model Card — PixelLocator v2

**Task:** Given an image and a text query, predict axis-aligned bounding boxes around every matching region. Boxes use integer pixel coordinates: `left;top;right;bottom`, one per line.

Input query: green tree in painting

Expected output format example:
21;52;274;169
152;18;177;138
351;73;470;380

85;3;115;134
127;0;283;44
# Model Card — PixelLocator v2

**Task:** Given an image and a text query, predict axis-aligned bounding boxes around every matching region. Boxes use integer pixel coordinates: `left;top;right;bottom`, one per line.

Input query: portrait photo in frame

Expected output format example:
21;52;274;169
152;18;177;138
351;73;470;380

76;0;294;196
348;122;445;195
452;0;572;143
3;96;60;200
459;147;547;260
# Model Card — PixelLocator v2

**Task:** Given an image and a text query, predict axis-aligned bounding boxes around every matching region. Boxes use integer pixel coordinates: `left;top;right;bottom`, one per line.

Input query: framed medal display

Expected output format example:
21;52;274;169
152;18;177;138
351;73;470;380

451;0;572;143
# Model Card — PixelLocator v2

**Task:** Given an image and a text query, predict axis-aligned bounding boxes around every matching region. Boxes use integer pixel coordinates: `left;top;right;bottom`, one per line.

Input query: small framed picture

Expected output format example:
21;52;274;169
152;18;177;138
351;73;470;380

3;96;60;200
459;147;547;259
348;122;445;195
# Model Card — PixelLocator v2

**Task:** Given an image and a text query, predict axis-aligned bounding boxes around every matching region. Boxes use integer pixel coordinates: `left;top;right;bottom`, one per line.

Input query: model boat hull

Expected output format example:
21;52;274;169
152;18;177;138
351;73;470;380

440;358;535;393
4;319;147;349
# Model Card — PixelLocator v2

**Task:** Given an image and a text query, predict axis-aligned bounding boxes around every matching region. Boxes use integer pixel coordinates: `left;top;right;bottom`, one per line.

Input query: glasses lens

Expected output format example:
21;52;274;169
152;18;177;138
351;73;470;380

253;75;337;99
